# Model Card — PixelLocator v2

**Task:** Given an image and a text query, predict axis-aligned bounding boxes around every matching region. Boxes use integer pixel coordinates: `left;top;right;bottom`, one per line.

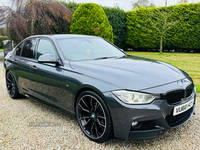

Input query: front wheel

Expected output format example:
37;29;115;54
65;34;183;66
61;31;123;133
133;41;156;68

76;91;112;143
6;70;20;99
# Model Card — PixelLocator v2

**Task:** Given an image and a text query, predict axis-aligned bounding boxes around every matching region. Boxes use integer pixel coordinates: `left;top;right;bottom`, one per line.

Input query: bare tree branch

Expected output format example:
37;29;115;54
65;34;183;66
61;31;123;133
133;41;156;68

131;0;155;9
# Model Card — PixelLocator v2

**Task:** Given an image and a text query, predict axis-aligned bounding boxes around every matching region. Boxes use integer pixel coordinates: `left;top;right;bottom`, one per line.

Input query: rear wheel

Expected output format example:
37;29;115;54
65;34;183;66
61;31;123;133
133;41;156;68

76;91;112;143
6;71;20;99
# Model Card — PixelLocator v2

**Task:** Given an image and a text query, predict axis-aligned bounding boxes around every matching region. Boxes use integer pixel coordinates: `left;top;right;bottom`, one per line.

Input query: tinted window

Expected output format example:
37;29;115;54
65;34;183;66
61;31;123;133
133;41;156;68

21;39;36;59
15;43;23;56
37;39;56;59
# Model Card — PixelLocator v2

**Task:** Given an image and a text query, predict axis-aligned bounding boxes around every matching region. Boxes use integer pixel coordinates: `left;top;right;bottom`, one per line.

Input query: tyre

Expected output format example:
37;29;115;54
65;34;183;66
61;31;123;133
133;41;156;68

76;91;112;143
6;70;20;99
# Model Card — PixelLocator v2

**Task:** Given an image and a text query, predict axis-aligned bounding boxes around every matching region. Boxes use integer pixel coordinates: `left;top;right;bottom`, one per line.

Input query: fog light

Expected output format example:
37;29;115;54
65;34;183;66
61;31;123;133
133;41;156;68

131;122;138;127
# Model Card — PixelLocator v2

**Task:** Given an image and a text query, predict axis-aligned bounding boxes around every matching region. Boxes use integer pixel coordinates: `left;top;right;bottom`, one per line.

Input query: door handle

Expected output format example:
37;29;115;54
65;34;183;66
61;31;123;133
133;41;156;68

31;65;37;70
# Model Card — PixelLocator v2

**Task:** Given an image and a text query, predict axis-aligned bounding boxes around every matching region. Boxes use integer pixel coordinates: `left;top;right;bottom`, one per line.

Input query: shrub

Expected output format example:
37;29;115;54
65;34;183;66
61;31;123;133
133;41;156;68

166;3;200;51
102;6;127;49
126;3;200;52
70;3;113;42
0;36;9;48
61;2;126;47
126;7;160;50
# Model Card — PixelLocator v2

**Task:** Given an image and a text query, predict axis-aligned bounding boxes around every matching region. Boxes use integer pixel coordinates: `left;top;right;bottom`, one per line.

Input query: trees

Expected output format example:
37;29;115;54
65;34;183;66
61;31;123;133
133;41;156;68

152;0;181;53
126;2;200;52
0;0;72;43
177;0;188;4
0;28;7;36
0;36;9;48
132;0;155;9
138;0;181;53
102;6;127;49
60;1;81;14
70;3;113;43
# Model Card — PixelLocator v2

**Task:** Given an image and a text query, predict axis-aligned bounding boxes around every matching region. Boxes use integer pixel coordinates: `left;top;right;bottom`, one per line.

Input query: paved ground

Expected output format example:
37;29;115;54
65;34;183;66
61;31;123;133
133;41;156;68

0;52;3;59
0;61;200;149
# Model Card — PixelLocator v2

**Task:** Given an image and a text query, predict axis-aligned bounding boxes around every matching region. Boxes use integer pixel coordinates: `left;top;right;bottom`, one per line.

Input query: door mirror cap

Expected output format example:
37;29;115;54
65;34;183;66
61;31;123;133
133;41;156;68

38;54;60;65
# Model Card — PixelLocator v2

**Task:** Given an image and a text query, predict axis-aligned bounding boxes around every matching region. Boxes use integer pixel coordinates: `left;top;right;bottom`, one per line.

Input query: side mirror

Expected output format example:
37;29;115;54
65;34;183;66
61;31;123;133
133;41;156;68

38;54;59;65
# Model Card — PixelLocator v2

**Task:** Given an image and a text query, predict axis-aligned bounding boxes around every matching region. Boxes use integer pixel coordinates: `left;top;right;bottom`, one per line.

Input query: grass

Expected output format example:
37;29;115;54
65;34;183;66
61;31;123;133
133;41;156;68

0;49;3;52
125;51;200;93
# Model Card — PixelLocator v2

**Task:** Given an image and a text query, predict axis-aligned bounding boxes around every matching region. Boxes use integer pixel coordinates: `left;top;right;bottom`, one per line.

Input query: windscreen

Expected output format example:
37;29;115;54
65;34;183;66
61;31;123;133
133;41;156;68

56;38;125;61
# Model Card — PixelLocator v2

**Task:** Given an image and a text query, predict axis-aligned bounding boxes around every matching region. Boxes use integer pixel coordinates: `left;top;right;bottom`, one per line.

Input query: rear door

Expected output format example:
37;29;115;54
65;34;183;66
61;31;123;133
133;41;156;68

13;38;37;94
29;38;69;107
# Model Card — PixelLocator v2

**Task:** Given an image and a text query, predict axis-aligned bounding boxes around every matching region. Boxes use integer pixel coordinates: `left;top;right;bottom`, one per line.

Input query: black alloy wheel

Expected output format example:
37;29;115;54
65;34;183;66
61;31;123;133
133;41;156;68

76;91;112;143
6;71;19;99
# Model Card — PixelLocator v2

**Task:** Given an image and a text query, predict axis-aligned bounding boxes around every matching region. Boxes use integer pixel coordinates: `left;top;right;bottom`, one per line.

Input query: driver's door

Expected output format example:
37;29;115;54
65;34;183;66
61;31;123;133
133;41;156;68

29;38;66;106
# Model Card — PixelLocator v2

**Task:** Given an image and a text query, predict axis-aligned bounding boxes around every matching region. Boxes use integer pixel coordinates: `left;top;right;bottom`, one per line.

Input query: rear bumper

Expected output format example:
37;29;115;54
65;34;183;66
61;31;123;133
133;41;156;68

103;91;196;140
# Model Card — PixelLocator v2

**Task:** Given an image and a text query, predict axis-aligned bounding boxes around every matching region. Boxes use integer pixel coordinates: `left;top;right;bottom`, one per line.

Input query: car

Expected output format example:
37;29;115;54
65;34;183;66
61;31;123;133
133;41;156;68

3;34;196;143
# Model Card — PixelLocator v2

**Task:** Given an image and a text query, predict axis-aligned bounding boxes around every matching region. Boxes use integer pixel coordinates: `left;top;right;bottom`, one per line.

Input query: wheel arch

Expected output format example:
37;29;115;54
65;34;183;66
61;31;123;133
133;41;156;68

74;86;107;112
5;69;21;94
5;68;11;74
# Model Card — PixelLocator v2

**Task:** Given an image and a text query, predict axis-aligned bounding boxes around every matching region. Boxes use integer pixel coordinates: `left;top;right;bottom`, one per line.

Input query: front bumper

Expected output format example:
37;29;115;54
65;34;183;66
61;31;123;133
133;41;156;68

103;90;196;140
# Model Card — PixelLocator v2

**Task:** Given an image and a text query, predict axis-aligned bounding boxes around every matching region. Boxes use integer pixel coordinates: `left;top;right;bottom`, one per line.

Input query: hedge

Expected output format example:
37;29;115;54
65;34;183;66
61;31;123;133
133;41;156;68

70;3;113;42
60;1;80;14
126;3;200;51
0;36;9;48
102;6;127;49
62;1;200;51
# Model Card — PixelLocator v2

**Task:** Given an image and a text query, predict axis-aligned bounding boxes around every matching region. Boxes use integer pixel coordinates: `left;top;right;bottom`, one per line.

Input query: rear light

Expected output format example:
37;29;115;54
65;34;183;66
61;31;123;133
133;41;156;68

3;57;5;61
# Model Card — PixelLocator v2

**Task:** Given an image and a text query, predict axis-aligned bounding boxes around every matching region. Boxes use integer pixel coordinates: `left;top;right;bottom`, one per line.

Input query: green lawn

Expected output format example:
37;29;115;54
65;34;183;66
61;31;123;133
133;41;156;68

125;51;200;93
0;49;3;52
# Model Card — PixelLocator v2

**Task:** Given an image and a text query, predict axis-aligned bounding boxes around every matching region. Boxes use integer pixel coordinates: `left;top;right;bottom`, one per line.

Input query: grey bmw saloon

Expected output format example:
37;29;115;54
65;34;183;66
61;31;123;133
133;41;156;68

3;34;196;143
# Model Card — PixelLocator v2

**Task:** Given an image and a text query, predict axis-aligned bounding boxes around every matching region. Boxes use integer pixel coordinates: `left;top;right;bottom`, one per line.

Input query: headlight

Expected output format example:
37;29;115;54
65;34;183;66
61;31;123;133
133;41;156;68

112;90;159;104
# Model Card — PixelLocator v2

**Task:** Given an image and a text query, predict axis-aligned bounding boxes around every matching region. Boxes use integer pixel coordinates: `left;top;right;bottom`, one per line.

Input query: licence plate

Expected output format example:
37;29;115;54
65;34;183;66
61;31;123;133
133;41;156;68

173;98;194;116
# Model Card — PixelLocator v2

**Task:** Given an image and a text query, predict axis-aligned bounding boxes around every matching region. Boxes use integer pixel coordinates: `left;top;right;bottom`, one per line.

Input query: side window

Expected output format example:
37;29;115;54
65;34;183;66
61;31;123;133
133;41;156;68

37;39;56;59
15;43;23;56
21;39;36;59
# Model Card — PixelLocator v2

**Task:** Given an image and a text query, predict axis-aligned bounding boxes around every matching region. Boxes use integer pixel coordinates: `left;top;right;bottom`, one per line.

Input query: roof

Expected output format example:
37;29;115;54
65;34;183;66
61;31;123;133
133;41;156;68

29;34;100;40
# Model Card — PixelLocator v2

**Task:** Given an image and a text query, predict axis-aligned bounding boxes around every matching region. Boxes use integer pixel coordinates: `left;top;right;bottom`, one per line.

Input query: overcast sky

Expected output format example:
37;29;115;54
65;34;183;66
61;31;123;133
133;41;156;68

0;0;200;11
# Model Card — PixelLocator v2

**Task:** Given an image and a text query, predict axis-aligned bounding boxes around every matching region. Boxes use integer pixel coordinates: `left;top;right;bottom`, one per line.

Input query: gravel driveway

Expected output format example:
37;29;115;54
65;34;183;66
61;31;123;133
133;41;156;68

0;52;3;61
0;61;200;150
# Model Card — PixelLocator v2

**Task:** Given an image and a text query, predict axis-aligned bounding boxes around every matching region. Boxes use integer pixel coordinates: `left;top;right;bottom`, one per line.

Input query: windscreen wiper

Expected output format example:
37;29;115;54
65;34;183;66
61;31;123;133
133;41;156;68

95;56;118;60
